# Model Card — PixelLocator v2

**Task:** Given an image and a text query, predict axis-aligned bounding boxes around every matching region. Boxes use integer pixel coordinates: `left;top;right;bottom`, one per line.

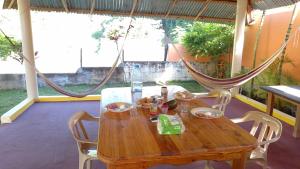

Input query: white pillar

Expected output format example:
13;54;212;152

17;0;39;99
231;0;247;95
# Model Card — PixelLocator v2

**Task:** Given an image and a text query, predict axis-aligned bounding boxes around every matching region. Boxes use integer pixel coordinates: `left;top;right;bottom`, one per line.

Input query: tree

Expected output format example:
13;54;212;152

182;22;234;78
182;22;234;59
92;18;120;53
0;33;22;61
161;19;191;61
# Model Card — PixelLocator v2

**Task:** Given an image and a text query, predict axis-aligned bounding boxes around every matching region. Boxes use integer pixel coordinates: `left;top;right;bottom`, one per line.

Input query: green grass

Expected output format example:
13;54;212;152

0;80;205;116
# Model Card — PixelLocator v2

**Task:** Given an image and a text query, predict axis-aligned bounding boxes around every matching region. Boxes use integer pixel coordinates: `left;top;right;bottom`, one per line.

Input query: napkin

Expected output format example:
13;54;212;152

157;114;185;135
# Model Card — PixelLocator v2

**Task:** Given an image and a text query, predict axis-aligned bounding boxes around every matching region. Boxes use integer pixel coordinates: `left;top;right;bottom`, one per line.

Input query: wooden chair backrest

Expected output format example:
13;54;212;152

232;111;282;151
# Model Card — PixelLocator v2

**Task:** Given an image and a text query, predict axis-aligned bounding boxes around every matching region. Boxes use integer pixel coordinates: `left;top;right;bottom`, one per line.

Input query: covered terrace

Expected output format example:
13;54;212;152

1;0;300;169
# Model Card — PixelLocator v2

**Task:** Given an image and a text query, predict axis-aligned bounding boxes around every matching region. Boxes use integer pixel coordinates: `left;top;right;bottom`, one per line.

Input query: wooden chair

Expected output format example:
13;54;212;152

68;112;99;169
205;111;282;169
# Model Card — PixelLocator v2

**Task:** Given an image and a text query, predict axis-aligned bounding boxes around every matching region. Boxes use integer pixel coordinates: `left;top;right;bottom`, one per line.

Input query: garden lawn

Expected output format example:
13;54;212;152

0;80;205;116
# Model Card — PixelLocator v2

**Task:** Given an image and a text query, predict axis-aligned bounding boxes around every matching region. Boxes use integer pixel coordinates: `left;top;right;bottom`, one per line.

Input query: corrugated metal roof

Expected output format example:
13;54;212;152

2;0;300;23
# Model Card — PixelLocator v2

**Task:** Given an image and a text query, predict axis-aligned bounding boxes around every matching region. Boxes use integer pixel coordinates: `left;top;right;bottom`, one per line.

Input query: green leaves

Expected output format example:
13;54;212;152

0;34;22;60
182;22;234;59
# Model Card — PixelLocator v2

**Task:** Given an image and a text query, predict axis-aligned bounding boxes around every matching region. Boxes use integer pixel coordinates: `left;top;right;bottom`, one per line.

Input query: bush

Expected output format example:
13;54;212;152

182;22;234;59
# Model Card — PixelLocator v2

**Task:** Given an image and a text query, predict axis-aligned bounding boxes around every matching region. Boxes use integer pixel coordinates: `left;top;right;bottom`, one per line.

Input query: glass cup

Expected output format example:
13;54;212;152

178;101;189;113
131;81;143;92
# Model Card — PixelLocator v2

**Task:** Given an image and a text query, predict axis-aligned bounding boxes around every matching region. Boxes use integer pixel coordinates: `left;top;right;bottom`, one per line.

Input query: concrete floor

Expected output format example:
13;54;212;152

0;98;299;169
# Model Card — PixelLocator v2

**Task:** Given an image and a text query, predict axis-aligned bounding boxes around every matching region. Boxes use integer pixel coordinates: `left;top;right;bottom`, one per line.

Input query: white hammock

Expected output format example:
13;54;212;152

170;27;300;90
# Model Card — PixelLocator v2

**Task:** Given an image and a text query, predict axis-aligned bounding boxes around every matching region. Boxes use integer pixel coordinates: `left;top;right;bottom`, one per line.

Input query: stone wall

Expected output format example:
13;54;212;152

0;61;192;90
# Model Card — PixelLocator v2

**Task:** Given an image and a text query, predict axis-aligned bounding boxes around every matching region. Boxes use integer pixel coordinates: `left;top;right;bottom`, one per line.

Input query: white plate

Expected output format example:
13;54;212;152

190;107;223;119
105;102;132;113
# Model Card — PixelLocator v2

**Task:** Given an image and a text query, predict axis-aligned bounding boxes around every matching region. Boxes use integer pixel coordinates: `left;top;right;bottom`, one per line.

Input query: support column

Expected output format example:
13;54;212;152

231;0;247;95
17;0;39;99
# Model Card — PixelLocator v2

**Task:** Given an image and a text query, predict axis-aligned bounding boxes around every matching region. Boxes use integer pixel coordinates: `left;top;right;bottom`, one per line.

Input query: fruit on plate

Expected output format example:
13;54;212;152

107;103;118;110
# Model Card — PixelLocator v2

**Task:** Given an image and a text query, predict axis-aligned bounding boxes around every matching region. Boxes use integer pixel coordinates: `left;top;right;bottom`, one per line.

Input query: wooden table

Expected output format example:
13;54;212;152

98;86;257;169
261;85;300;138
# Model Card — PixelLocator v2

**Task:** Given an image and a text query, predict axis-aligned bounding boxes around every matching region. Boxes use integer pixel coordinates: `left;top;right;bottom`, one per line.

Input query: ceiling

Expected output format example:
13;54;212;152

2;0;300;23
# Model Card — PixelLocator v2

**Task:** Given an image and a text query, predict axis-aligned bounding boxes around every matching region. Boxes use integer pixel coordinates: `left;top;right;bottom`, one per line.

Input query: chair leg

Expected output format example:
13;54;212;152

263;153;268;169
86;159;91;169
79;154;88;169
204;161;214;169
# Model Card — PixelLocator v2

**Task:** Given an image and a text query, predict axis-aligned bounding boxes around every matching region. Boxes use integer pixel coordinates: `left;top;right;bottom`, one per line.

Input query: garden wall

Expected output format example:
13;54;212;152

0;61;192;90
242;8;300;81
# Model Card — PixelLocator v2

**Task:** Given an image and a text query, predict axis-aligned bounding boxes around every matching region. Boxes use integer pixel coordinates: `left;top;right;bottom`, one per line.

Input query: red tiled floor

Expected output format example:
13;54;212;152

0;98;299;169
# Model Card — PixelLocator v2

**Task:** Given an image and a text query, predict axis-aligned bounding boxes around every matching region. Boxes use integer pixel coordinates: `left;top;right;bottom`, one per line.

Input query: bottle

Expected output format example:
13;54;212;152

131;64;143;92
161;86;168;102
150;98;158;116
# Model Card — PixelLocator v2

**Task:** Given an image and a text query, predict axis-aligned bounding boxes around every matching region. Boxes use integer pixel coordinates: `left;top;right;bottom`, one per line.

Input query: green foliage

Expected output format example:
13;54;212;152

248;56;298;98
92;18;118;40
240;57;299;117
182;22;234;59
0;34;22;60
92;18;120;52
161;19;191;43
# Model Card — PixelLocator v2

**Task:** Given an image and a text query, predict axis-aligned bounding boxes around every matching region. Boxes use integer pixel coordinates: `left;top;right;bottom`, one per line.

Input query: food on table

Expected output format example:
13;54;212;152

137;96;162;108
166;100;177;110
174;91;194;100
106;102;131;112
190;107;222;119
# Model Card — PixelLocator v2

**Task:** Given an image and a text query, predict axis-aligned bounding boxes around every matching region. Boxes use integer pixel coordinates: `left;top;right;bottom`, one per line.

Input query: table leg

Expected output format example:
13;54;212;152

293;104;300;138
107;163;150;169
232;153;247;169
266;92;275;116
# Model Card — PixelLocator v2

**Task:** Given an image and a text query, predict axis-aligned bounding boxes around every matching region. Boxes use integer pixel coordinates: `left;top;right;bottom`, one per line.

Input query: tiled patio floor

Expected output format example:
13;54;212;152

0;98;299;169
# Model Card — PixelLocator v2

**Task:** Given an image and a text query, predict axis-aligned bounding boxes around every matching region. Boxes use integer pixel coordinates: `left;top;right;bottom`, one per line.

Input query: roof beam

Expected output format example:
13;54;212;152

165;0;178;18
90;0;96;14
194;0;212;21
30;6;234;23
7;0;15;9
61;0;69;12
130;0;139;16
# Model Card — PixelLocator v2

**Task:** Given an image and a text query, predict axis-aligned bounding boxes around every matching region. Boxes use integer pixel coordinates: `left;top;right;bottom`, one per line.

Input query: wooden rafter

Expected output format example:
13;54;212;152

61;0;69;12
90;0;96;14
165;0;178;18
130;0;139;16
194;0;212;21
7;0;16;9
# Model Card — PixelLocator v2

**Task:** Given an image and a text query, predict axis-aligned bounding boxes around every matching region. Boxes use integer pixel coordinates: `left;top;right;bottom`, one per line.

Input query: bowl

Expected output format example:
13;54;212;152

174;91;195;101
166;99;177;110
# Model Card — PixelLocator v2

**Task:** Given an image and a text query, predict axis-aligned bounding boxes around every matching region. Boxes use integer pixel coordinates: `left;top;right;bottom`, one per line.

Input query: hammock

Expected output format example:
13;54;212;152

19;19;134;98
1;2;137;98
170;26;299;90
